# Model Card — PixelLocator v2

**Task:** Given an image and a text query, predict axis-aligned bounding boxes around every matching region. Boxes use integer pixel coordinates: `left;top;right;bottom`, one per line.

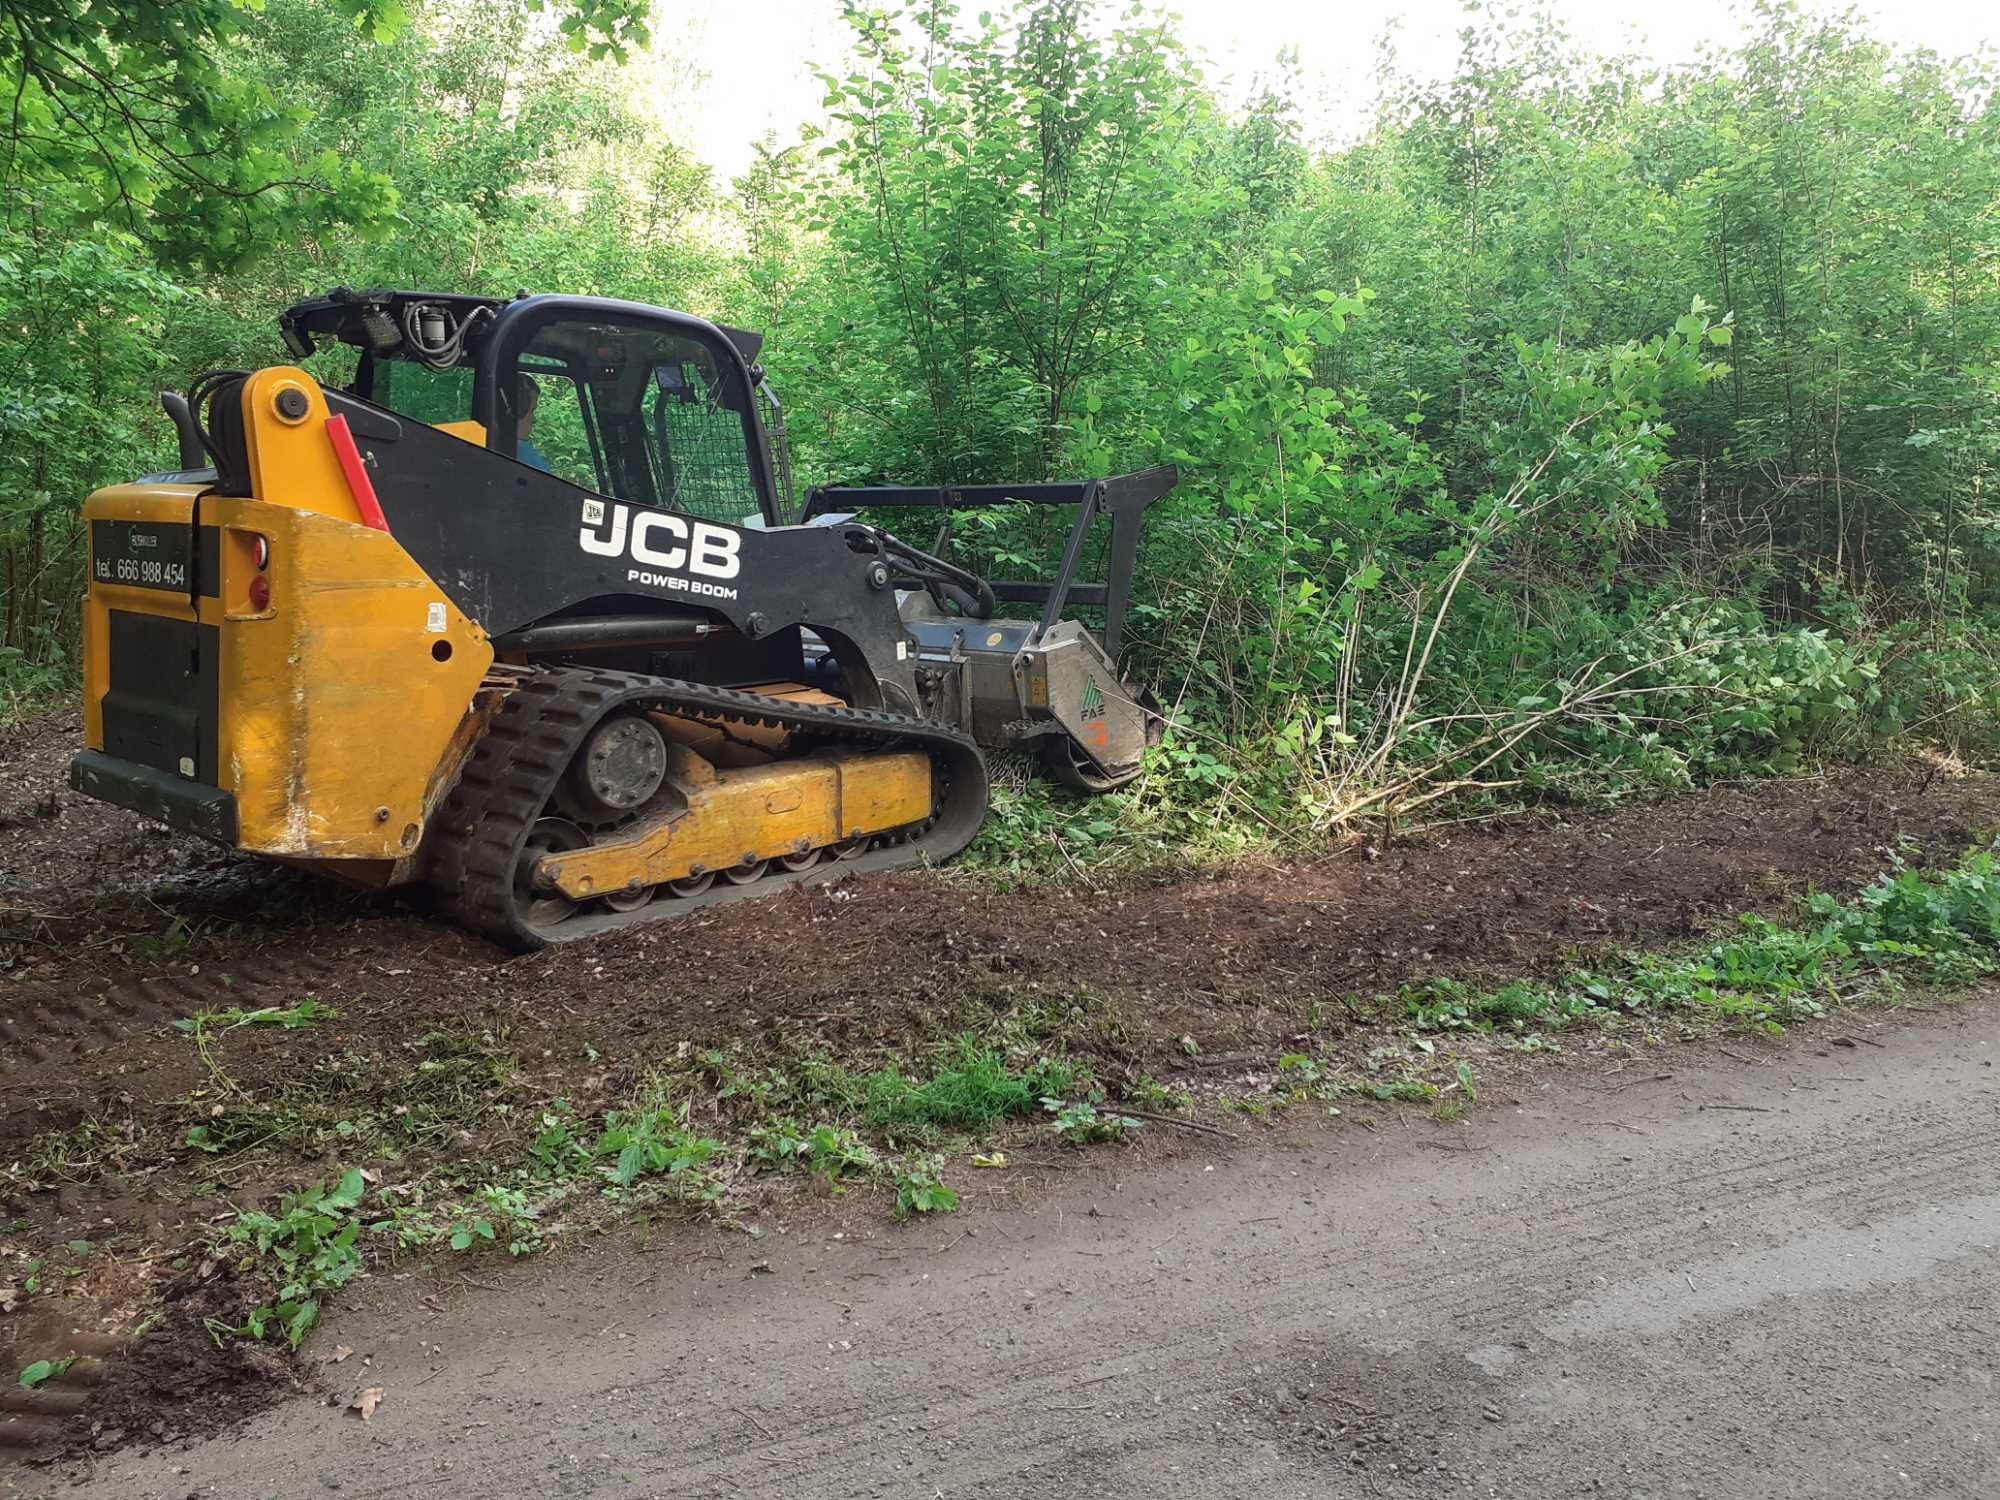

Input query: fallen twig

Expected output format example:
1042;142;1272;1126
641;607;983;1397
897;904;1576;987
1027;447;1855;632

1590;1071;1674;1092
1114;1105;1240;1140
1049;834;1101;893
1323;1393;1378;1415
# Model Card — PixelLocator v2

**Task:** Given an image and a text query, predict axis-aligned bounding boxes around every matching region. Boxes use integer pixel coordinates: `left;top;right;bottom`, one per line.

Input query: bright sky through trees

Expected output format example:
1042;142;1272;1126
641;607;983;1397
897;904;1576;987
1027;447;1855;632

658;0;1999;178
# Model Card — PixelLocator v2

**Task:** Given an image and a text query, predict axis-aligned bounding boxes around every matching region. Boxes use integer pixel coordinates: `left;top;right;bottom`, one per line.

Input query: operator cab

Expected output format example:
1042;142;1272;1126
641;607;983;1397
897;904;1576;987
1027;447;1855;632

273;288;786;528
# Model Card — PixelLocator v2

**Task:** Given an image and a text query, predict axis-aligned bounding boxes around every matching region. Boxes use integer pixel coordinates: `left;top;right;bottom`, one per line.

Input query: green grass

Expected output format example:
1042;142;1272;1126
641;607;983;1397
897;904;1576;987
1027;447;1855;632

861;1037;1075;1130
1402;845;2000;1036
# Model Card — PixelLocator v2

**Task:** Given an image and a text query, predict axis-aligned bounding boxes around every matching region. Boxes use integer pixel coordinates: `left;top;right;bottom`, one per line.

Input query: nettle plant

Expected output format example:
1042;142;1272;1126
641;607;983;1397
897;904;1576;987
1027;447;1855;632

213;1169;367;1348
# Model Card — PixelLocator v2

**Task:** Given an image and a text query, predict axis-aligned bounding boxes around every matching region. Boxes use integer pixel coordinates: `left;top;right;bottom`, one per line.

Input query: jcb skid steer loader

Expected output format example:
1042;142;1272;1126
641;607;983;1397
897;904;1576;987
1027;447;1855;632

69;289;1175;948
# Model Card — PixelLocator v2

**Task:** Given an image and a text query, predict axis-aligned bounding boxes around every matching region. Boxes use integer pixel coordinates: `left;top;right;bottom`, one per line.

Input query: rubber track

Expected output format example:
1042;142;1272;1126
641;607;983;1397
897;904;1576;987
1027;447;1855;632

426;667;988;950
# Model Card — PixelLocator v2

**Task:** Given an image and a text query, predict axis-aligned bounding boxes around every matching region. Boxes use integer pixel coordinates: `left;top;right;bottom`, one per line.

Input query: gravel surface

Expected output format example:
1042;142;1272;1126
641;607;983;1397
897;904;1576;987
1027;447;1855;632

30;995;1998;1500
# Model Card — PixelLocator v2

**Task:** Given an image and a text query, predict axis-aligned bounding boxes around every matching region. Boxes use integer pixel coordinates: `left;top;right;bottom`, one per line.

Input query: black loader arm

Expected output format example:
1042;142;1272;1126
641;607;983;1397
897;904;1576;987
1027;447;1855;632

326;390;925;713
800;467;1177;663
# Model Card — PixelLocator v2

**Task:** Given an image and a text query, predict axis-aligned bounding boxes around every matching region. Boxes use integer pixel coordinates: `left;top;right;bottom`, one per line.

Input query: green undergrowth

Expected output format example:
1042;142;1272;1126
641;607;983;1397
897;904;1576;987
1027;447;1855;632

963;757;1267;887
195;1030;1117;1348
963;615;2000;889
1400;846;2000;1038
1265;842;2000;1123
50;981;1134;1356
210;1168;367;1348
0;665;70;731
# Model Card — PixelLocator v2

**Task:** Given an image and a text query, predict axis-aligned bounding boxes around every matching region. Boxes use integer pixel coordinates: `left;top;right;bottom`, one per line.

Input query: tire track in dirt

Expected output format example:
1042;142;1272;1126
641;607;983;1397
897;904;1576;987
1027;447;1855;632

672;1115;2000;1493
0;953;346;1077
640;1073;2000;1498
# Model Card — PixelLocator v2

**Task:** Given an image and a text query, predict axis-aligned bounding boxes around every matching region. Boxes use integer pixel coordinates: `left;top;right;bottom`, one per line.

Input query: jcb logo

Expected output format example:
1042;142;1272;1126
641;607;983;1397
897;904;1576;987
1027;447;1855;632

578;500;742;580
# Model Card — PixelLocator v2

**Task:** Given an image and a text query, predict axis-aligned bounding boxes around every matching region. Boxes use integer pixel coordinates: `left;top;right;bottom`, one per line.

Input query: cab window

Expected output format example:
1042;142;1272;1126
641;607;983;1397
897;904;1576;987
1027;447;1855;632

501;319;764;525
507;365;594;489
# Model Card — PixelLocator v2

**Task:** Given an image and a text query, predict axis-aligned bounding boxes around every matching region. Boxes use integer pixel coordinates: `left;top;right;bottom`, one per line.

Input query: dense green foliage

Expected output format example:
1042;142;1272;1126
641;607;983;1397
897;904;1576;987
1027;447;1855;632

2;0;1995;830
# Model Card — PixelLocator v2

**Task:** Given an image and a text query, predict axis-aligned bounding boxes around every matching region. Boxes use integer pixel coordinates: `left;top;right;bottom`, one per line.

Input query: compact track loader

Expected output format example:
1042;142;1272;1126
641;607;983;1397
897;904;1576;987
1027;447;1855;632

70;289;1174;948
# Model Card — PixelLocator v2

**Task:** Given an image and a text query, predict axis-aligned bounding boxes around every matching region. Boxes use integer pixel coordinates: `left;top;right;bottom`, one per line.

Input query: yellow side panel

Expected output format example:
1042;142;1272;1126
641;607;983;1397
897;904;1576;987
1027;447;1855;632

80;375;496;867
203;496;494;859
435;420;487;445
828;749;933;839
542;751;932;898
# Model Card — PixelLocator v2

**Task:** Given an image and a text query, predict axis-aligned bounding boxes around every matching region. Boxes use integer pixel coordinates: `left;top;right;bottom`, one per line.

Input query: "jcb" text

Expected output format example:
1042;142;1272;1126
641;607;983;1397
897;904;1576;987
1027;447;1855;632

578;501;742;580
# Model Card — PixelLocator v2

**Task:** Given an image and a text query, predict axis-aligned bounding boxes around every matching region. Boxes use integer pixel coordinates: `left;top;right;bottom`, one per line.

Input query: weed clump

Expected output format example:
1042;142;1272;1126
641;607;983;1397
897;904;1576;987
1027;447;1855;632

862;1038;1074;1129
892;1159;959;1217
746;1122;877;1183
595;1108;722;1194
212;1168;367;1348
1044;1096;1142;1144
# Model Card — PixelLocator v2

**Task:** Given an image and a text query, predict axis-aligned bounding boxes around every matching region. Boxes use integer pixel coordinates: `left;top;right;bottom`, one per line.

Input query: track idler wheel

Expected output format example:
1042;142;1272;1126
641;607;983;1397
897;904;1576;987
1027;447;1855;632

517;817;591;933
428;666;991;950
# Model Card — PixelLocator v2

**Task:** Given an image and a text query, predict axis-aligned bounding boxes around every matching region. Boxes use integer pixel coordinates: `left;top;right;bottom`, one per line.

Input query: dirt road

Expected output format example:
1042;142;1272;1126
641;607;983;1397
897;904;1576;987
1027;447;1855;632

44;997;1996;1500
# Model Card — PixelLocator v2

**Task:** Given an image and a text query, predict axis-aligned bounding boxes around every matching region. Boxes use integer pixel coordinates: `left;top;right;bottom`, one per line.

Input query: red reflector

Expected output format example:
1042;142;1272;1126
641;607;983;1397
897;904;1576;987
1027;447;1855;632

248;574;271;612
324;414;390;533
251;534;270;569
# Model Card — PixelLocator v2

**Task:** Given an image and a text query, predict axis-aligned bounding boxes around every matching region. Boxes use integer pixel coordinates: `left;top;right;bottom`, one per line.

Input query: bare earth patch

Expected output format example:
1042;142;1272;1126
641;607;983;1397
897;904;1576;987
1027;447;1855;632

1;703;1994;1469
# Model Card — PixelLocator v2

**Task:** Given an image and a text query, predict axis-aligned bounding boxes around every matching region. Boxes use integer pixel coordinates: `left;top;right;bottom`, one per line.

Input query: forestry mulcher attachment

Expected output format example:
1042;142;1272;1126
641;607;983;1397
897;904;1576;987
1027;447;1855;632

69;289;1174;948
